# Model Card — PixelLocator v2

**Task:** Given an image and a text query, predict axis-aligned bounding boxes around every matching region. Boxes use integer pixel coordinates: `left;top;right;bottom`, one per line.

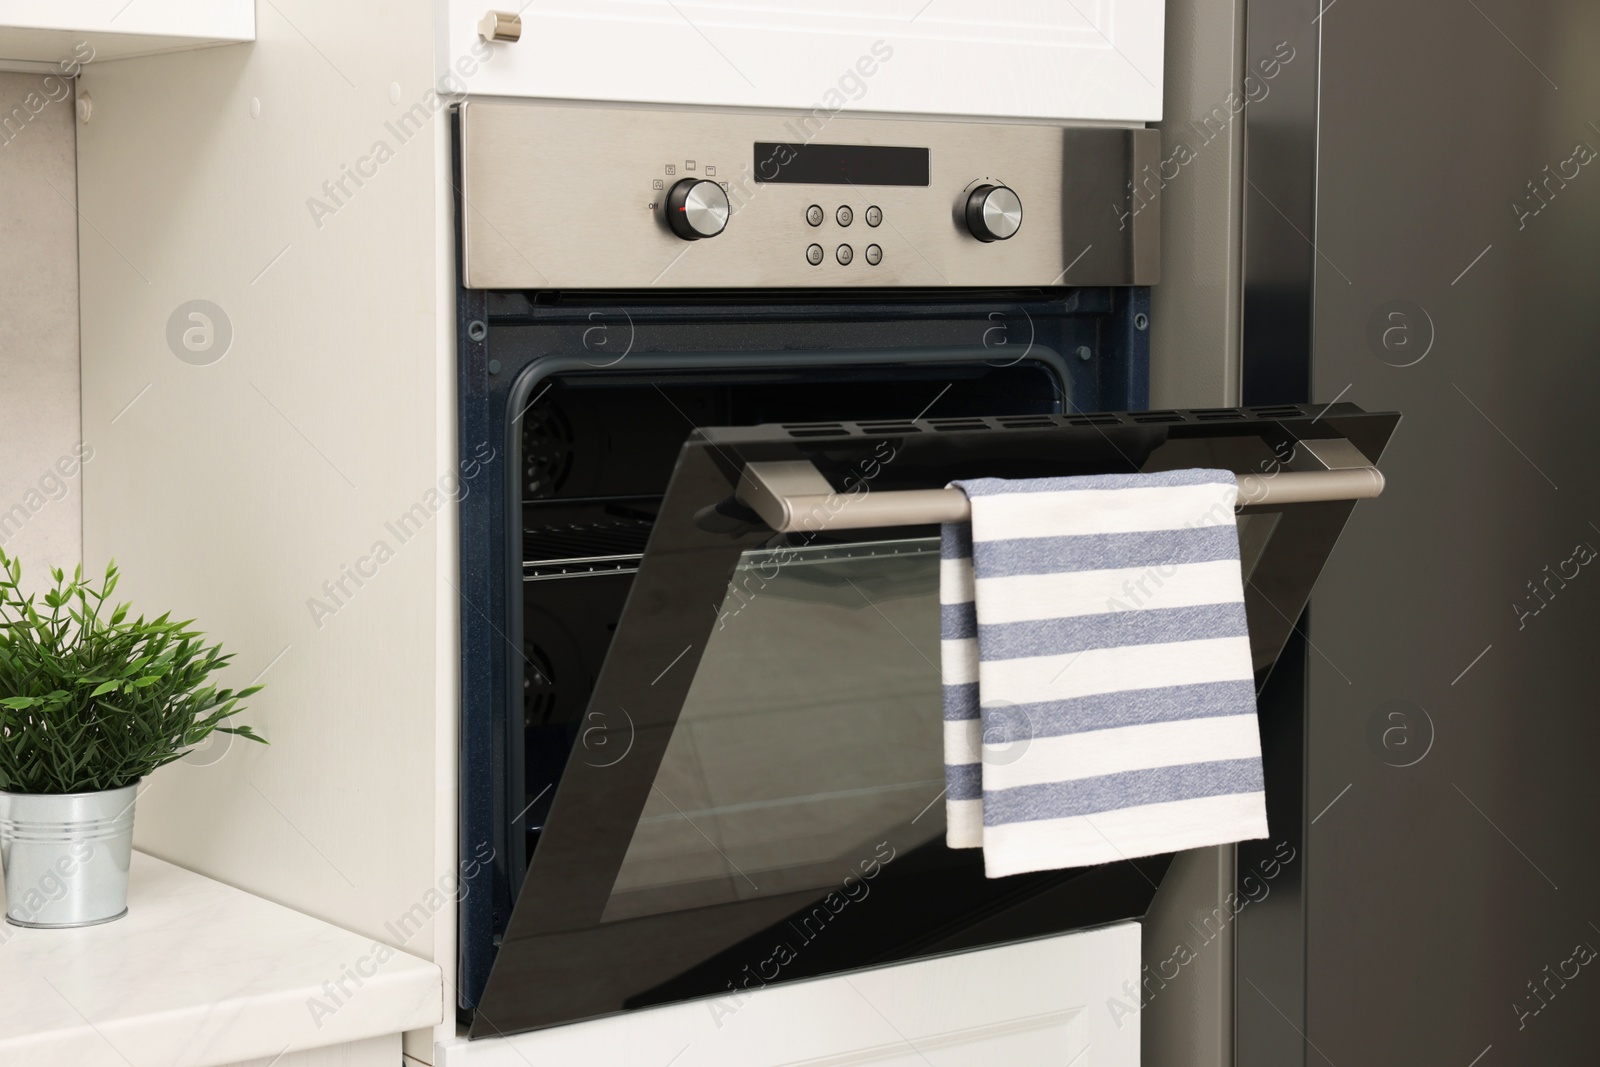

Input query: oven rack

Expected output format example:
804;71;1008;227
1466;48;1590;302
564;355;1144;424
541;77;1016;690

522;519;653;580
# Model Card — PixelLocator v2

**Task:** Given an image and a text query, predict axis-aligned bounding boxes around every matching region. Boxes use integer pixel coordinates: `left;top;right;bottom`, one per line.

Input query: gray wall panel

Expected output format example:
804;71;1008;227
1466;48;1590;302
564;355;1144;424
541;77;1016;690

1309;0;1600;1062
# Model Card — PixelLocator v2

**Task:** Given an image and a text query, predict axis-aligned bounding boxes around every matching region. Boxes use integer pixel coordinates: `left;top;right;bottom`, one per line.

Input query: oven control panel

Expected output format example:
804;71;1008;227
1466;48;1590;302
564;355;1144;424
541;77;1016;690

457;100;1158;289
800;197;885;268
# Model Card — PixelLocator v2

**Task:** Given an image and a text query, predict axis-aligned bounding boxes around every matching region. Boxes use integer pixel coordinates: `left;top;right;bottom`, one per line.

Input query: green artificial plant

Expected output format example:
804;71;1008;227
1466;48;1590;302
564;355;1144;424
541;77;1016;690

0;547;265;794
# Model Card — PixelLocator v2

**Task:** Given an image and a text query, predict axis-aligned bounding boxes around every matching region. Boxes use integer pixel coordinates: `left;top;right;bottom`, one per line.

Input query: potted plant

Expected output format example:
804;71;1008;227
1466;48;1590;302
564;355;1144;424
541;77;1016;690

0;549;265;927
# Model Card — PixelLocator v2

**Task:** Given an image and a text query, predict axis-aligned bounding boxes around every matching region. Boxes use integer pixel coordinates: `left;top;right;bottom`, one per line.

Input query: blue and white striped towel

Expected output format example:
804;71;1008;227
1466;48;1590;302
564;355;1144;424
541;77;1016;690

941;469;1269;879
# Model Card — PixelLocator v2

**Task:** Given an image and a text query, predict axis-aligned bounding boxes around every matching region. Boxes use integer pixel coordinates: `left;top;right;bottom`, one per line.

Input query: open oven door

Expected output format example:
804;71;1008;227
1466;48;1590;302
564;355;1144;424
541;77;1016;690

470;403;1399;1041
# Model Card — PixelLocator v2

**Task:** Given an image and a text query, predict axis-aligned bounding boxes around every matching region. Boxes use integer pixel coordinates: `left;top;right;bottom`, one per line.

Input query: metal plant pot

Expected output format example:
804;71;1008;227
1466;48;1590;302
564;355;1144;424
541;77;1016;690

0;782;138;928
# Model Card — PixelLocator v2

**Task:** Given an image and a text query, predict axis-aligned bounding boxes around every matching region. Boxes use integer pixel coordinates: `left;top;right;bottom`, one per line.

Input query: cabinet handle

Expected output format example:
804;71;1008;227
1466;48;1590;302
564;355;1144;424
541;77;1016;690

478;11;523;42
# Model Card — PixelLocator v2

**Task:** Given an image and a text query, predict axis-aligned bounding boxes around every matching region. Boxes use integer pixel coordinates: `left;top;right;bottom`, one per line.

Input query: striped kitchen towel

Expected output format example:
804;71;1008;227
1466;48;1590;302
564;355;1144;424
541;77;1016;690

942;469;1269;879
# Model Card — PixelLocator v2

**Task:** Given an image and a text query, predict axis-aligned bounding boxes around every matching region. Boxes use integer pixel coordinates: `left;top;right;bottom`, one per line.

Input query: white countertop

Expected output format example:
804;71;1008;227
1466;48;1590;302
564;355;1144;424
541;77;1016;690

0;851;442;1067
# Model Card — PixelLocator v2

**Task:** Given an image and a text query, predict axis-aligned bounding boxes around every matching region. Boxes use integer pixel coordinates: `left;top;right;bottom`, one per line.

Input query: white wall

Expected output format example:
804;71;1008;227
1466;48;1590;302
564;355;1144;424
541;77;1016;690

73;4;455;1056
0;68;82;592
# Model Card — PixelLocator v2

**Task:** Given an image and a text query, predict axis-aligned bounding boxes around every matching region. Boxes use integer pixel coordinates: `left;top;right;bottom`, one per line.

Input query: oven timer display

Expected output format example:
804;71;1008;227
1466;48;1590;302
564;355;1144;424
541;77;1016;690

753;142;930;186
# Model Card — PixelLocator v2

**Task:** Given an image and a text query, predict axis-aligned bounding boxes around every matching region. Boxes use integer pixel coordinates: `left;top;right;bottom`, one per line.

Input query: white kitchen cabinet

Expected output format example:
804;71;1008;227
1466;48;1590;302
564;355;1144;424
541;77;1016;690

441;0;1163;121
65;0;1169;1063
0;0;251;65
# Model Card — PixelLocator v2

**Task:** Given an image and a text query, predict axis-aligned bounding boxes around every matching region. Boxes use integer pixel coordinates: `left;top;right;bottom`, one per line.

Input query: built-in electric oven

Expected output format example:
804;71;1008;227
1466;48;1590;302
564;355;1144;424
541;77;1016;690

452;99;1398;1039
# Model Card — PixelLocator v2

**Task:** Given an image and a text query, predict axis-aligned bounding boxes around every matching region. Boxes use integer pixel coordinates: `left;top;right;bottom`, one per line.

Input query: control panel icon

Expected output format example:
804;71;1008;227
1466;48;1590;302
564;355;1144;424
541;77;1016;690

651;179;664;190
665;164;676;175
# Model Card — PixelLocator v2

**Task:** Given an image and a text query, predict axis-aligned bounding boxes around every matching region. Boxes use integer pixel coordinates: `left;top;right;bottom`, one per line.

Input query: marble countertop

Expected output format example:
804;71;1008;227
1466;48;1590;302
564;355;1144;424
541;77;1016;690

0;851;442;1067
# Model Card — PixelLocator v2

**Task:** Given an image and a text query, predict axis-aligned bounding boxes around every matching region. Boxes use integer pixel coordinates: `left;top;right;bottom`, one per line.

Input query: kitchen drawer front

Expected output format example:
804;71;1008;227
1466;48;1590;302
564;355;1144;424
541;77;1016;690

439;922;1140;1066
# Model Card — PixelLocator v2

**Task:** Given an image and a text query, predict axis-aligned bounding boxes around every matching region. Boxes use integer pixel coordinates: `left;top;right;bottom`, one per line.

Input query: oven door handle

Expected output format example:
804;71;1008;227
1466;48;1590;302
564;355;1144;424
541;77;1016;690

735;441;1385;534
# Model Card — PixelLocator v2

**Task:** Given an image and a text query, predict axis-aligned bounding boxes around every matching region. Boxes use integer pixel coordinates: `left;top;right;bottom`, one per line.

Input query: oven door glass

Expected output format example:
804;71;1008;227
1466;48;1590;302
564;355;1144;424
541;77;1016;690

604;536;944;923
471;407;1399;1037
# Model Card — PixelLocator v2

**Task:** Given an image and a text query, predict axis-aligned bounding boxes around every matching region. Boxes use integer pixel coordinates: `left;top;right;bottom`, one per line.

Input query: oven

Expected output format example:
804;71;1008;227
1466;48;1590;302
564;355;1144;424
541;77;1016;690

451;98;1399;1046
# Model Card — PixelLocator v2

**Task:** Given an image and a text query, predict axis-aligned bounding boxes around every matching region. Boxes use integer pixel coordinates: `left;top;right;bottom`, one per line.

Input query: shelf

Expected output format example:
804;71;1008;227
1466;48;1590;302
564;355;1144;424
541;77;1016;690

523;518;654;580
0;1;252;65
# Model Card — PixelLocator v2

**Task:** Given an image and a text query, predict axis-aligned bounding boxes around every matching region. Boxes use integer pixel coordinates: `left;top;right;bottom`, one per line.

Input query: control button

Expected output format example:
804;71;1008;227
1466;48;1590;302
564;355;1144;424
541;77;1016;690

665;178;730;240
836;244;853;265
964;184;1023;242
806;204;824;227
836;205;853;227
806;243;824;265
864;244;882;266
865;205;882;227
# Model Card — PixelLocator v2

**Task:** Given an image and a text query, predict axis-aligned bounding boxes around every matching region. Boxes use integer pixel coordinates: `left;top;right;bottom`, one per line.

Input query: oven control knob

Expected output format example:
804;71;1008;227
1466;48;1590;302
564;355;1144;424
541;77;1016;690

964;184;1023;242
665;178;730;240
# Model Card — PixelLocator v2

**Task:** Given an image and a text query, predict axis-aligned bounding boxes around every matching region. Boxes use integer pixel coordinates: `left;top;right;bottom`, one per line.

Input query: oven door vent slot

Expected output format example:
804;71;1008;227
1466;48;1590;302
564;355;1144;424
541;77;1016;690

782;422;848;438
926;418;991;431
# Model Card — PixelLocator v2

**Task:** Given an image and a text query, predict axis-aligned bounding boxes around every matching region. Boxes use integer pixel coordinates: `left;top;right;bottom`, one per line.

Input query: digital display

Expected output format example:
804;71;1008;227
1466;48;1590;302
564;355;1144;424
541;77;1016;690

753;142;930;186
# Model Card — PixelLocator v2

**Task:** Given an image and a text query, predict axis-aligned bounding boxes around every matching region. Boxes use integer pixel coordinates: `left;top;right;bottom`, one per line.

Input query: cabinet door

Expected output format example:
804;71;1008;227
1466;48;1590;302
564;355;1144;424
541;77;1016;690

440;0;1163;121
440;922;1140;1066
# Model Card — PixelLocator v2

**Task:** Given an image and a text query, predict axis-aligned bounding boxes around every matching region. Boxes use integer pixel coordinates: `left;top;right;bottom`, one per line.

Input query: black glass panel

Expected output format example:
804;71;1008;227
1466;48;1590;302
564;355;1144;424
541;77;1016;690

507;358;1066;893
753;142;930;185
471;404;1399;1037
603;538;943;923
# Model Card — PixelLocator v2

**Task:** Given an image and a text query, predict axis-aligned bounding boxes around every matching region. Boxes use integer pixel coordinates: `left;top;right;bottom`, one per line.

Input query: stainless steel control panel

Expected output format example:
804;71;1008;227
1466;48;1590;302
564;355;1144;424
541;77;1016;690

457;99;1159;289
